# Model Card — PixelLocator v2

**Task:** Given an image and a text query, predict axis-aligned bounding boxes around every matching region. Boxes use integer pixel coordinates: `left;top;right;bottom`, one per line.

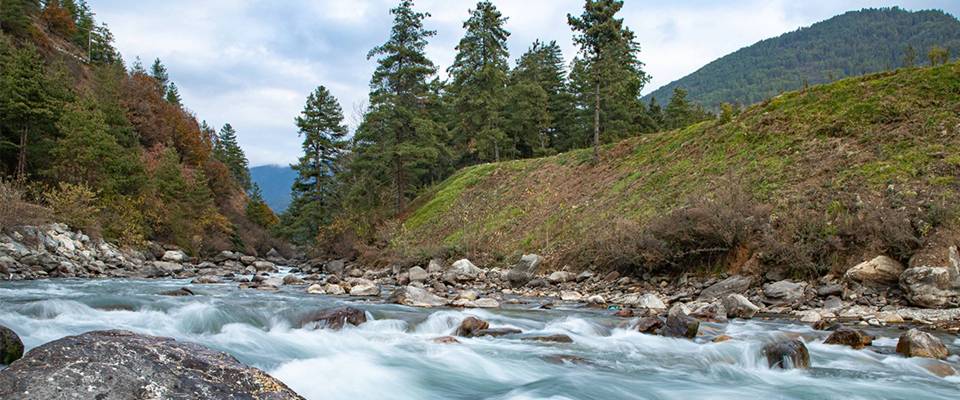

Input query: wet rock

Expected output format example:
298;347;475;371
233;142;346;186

547;270;575;284
662;306;699;339
523;334;574;344
161;249;188;262
282;274;305;285
305;284;325;294
0;330;302;400
896;329;948;359
722;293;759;319
253;260;277;273
823;328;873;349
299;306;367;330
614;293;666;309
713;335;733;343
323;283;346;295
389;286;448;308
1;325;24;365
407;266;428;282
159;287;194;296
919;360;957;377
348;280;380;296
432;336;460;344
475;328;522;337
763;339;810;369
762;280;805;304
506;254;542;288
844;256;904;287
615;309;635;318
456;316;490;337
698;275;753;300
472;298;500;308
191;275;221;284
543;354;590;365
690;302;727;323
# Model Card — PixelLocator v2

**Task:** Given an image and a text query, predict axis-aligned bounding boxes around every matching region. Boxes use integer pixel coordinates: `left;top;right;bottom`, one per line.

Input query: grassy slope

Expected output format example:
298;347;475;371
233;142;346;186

392;63;960;270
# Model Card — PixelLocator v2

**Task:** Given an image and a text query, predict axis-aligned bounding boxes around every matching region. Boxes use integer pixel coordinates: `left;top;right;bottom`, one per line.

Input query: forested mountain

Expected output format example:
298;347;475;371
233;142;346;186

0;0;278;255
250;165;297;213
644;7;960;109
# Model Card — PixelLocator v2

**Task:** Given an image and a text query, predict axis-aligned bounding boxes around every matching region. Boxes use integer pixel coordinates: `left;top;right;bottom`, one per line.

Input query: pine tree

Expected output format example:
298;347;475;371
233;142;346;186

647;96;664;130
165;82;182;105
150;58;169;95
568;0;650;161
0;0;41;36
245;184;278;228
509;40;577;153
293;86;348;220
354;0;441;213
131;56;146;75
0;44;58;179
903;45;916;68
213;123;250;190
447;1;510;163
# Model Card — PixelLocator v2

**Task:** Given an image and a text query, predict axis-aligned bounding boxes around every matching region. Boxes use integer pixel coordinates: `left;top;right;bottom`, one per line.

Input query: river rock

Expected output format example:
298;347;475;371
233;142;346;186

456;316;490;337
324;259;346;275
151;261;183;276
0;325;24;365
159;287;194;296
433;336;459;344
614;293;666;309
523;334;573;343
547;270;575;284
349;281;380;296
763;339;810;369
899;246;960;308
390;286;448;307
475;328;522;337
447;259;481;282
161;249;188;262
0;330;302;400
324;283;346;295
662;305;699;339
560;290;583;301
282;274;304;285
896;329;948;359
698;275;753;300
762;280;805;304
305;284;325;294
506;254;542;288
191;275;221;284
408;266;428;282
823;328;873;349
844;256;904;287
473;298;500;308
633;317;663;334
299;306;367;330
253;260;277;273
722;293;759;319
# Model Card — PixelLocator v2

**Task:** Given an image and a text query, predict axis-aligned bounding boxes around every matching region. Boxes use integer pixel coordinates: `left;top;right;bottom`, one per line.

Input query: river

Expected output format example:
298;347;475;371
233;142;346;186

1;277;958;399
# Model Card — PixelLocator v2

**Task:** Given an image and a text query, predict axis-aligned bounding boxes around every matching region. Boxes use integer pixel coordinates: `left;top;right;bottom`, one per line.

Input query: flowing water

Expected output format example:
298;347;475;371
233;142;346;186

1;276;959;399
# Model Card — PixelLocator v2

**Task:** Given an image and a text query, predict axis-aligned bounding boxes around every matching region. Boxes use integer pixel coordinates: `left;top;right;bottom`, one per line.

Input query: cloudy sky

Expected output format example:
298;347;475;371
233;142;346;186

89;0;960;166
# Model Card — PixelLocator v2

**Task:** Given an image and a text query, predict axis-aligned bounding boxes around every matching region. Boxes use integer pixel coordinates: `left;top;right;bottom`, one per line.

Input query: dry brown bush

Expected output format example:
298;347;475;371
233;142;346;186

0;180;49;229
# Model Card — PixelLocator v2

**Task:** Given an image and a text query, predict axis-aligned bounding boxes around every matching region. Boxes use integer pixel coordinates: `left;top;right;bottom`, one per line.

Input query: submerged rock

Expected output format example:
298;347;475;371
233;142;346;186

389;286;448;308
432;336;460;344
896;329;948;360
158;287;194;296
823;328;873;349
763;339;810;369
523;334;574;344
722;293;759;319
0;330;302;399
0;325;24;365
475;328;522;337
299;306;367;330
456;316;490;337
633;316;663;334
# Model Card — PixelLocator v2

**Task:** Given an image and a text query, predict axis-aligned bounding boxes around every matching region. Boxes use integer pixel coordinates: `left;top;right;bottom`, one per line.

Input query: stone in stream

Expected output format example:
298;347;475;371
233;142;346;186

456;316;490;337
389;286;448;308
475;328;523;337
299;306;367;330
722;293;759;319
823;328;873;349
523;334;574;344
0;330;302;400
432;336;460;344
633;316;663;334
348;281;380;296
158;287;194;296
896;329;948;360
763;339;810;369
661;305;700;339
0;325;24;365
191;275;221;284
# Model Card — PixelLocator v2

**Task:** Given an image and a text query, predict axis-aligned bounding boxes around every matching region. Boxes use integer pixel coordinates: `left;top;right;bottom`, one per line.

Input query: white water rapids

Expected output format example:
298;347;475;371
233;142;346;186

1;278;959;399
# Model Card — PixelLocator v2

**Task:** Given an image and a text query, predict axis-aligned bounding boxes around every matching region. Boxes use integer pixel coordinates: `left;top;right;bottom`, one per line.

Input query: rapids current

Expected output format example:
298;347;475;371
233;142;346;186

1;277;959;399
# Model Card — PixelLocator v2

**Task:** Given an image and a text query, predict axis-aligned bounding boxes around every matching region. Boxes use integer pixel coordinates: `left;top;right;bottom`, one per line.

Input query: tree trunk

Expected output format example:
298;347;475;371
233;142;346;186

593;81;600;163
16;128;27;180
494;141;500;163
316;148;323;236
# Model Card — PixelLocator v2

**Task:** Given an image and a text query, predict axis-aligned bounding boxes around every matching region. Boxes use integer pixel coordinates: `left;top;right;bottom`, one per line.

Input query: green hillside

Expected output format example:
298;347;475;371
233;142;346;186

389;62;960;277
644;7;960;109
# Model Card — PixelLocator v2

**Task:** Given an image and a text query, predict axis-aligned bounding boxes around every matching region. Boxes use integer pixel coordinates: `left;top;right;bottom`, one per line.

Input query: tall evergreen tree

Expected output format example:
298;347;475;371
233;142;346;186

0;0;41;36
354;0;442;213
150;58;169;95
508;40;577;153
568;0;650;161
165;82;182;105
0;44;58;179
447;1;510;163
282;86;348;243
213;123;250;190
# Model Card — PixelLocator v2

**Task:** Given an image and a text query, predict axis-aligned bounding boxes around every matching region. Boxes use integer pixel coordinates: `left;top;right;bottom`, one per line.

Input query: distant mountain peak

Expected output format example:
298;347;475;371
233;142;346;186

250;165;297;213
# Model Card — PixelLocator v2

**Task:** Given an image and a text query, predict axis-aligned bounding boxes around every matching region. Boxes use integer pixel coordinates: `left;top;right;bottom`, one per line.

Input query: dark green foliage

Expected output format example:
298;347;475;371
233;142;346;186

165;82;182;105
507;40;577;154
245;184;278;228
447;1;510;163
663;87;713;130
644;7;960;109
213;123;250;190
0;0;40;36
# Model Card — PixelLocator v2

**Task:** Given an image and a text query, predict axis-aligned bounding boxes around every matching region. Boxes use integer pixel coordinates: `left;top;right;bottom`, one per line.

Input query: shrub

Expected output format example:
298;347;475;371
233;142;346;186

0;180;48;229
44;182;100;233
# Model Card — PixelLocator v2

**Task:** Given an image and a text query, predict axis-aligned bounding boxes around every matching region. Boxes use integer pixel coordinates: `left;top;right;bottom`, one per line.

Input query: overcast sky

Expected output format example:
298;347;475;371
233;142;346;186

89;0;960;166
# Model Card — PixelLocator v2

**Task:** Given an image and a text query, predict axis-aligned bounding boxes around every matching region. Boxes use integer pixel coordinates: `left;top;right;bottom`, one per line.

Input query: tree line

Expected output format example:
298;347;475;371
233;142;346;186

0;0;277;254
278;0;714;246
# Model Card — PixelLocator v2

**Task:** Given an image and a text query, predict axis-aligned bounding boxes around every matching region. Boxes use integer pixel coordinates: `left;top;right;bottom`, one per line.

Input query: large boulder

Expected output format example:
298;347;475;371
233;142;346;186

547;270;576;284
299;306;367;330
0;325;24;365
661;305;699;339
0;330;302;400
348;281;381;296
844;256;904;287
899;246;960;308
445;259;481;282
762;280;805;304
389;286;448;308
161;249;188;263
324;259;346;275
698;275;753;300
456;316;490;337
505;254;542;288
823;328;873;349
722;293;759;319
763;339;810;369
896;329;948;360
407;266;428;282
